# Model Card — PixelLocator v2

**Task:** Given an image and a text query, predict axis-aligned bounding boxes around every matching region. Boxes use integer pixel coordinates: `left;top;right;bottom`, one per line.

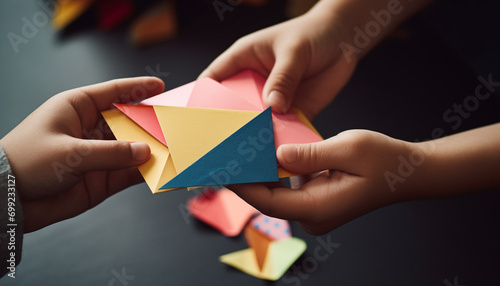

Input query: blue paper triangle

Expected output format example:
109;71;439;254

160;107;279;189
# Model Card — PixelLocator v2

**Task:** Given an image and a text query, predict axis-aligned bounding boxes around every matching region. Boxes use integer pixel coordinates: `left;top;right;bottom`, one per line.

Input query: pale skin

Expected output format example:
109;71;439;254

0;77;164;232
200;0;500;234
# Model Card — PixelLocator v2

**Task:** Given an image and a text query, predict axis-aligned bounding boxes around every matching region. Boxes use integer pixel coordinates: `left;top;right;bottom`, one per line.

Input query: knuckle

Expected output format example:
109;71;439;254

232;35;253;49
297;143;323;168
271;71;298;91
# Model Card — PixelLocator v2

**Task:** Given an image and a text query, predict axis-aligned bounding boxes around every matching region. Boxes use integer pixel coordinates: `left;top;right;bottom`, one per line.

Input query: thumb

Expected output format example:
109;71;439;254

277;138;353;175
76;140;150;172
263;51;306;114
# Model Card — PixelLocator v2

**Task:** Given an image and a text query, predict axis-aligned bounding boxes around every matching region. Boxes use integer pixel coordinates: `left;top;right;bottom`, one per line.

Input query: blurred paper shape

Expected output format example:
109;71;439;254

131;0;178;47
53;0;97;29
250;214;291;241
188;188;257;237
220;237;306;280
98;0;133;31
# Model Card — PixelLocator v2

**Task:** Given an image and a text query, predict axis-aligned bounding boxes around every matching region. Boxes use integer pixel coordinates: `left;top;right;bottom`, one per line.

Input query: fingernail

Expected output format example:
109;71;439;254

280;144;298;164
130;142;150;161
267;91;287;113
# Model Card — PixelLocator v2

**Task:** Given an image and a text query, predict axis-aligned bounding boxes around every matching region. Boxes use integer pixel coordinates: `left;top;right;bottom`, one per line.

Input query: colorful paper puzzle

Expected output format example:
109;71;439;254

186;190;306;280
101;69;322;193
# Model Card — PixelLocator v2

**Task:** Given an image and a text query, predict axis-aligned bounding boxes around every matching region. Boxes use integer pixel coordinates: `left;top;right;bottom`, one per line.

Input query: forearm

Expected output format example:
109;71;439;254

409;123;500;199
308;0;434;59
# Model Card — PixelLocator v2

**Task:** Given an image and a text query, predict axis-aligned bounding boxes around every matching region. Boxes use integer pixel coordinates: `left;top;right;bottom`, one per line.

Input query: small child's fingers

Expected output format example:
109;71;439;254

198;38;269;81
65;77;165;111
262;48;307;114
227;183;314;222
277;136;363;176
75;140;150;173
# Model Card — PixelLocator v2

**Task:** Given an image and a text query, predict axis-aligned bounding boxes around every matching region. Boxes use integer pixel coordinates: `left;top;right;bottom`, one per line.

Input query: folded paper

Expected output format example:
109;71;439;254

160;107;278;189
187;188;257;237
250;214;291;241
220;237;306;281
102;69;323;192
101;109;176;192
52;0;97;29
244;214;292;271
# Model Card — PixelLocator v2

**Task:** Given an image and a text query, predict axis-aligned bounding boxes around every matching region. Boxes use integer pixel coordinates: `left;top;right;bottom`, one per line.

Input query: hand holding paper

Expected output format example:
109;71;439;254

0;77;164;232
102;69;323;193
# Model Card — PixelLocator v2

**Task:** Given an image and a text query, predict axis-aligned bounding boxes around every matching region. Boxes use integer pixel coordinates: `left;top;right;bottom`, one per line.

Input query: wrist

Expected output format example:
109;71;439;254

387;139;438;202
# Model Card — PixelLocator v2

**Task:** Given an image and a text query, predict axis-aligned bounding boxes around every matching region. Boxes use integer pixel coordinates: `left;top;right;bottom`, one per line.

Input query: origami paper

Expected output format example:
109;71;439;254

98;0;134;31
244;223;273;270
101;109;176;192
131;0;178;47
220;237;307;280
160;107;278;189
140;77;261;111
244;214;291;271
187;188;257;236
114;104;166;145
102;69;323;193
154;105;260;174
250;214;291;241
219;69;266;110
218;70;322;144
52;0;97;29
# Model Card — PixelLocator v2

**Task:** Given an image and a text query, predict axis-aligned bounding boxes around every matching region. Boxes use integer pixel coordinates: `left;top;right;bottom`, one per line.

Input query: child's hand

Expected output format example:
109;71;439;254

199;7;357;120
0;77;164;232
228;130;419;234
228;123;500;235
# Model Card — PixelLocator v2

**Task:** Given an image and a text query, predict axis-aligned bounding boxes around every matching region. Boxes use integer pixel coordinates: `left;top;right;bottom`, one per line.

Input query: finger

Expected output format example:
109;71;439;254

83;167;144;208
228;183;317;221
289;172;326;189
262;47;307;114
66;77;165;111
106;167;144;196
76;139;150;173
198;39;270;81
277;136;360;175
293;60;355;121
61;77;165;132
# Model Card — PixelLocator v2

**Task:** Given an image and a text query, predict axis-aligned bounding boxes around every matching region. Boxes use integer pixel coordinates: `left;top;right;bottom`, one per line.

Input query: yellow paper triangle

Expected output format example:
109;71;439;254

101;109;176;193
52;0;97;29
153;106;260;175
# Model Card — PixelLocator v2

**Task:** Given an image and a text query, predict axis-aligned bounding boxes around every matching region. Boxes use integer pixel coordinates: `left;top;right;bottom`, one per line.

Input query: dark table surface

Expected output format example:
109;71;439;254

1;1;499;285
